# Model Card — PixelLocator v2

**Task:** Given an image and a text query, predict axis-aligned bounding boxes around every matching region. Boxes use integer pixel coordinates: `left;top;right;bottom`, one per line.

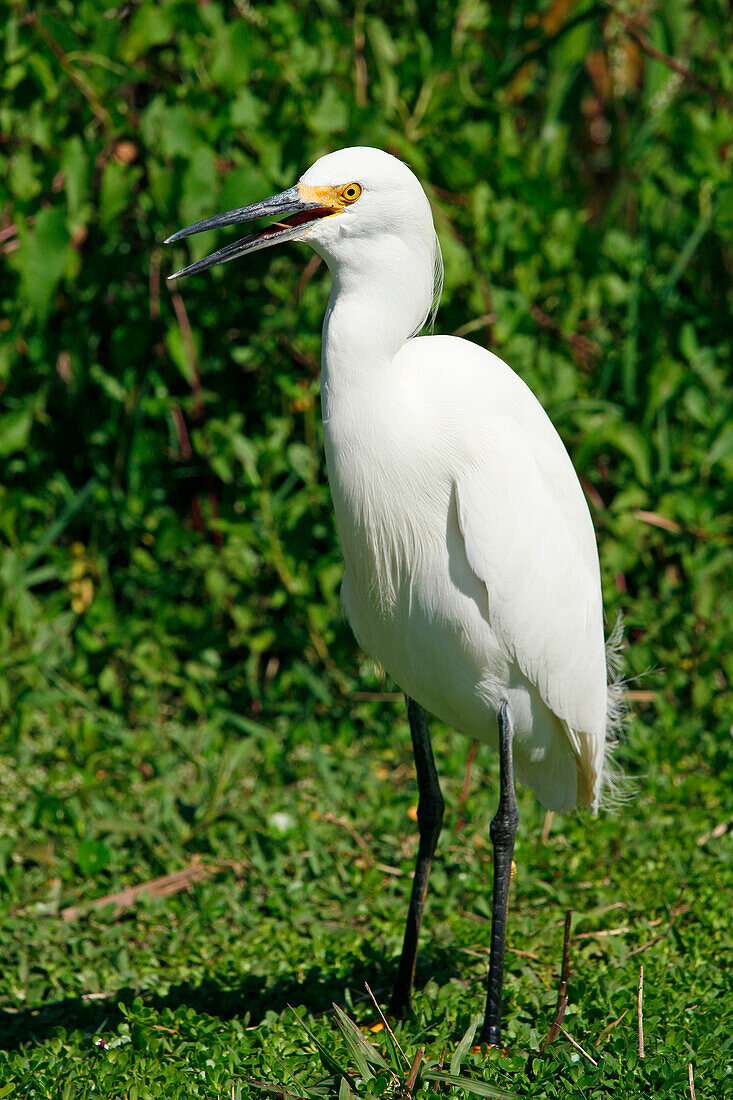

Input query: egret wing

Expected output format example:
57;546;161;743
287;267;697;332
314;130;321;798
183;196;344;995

454;414;607;784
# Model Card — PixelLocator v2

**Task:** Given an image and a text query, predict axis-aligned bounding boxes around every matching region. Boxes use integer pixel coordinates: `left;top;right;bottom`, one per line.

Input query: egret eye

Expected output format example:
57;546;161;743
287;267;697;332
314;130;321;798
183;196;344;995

341;182;362;204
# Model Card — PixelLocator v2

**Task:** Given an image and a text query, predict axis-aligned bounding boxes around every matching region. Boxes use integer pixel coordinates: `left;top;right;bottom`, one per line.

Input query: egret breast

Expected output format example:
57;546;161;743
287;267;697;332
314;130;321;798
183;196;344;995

324;402;508;739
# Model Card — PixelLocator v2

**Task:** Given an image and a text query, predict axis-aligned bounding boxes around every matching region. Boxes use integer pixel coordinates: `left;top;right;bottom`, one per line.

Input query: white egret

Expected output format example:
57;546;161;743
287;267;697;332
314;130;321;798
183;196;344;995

166;147;621;1046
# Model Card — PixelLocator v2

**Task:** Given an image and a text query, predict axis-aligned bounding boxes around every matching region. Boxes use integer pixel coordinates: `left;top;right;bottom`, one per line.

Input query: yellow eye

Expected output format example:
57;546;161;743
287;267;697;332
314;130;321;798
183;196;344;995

341;182;362;204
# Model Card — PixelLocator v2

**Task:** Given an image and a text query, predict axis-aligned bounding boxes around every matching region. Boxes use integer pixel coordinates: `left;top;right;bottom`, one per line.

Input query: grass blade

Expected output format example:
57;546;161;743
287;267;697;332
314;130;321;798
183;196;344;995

332;1003;392;1078
25;477;97;568
423;1070;518;1098
288;1008;358;1090
450;1013;482;1075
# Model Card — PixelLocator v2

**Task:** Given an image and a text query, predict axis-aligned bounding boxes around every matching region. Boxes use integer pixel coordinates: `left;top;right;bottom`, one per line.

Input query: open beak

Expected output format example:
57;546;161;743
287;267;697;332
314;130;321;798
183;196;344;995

165;184;333;280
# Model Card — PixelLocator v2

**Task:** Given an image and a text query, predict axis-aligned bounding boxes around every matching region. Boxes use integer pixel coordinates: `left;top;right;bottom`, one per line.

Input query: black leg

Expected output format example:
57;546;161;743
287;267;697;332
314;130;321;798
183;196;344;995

389;697;444;1016
479;700;518;1047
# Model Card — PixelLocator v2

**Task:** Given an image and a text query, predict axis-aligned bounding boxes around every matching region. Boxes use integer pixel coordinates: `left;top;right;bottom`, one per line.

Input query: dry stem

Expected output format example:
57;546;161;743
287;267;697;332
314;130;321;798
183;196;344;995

558;1025;598;1067
540;909;573;1052
364;982;410;1067
638;965;645;1058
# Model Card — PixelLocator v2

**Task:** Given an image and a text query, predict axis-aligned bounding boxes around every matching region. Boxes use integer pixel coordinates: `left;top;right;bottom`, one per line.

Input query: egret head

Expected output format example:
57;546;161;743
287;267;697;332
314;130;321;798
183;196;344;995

166;146;442;335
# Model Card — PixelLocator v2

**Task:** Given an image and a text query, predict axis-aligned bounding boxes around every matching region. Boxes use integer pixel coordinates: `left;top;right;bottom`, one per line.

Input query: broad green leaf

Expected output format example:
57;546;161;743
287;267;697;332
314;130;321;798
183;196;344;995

0;402;35;458
15;206;70;320
122;3;174;60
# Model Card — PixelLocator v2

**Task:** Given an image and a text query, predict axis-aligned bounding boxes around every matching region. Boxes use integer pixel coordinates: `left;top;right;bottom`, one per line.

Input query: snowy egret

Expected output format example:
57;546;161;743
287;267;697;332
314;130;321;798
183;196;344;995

166;147;621;1046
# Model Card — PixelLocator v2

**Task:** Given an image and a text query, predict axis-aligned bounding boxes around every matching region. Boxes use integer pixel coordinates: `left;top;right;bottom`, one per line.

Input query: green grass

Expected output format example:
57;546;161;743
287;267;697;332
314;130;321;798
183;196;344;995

1;684;732;1097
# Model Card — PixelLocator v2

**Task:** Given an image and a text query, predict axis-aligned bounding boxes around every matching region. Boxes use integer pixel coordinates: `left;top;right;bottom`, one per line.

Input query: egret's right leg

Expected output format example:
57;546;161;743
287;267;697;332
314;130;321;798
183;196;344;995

479;700;518;1047
389;697;444;1017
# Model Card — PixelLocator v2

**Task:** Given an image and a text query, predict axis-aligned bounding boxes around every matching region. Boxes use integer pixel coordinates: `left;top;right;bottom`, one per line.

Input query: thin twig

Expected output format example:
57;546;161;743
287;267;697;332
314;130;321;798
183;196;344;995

540;810;554;844
149;248;161;321
628;933;666;957
638;965;645;1058
451;313;497;339
508;946;541;961
321;812;373;861
165;285;211;536
456;741;478;831
169;285;203;418
574;925;630;939
375;863;405;877
530;304;601;368
60;858;245;920
364;982;410;1067
540;909;573;1051
634;508;731;543
294;253;322;302
625;689;658;703
558;1025;598;1066
242;1078;294;1099
277;334;319;375
557;910;573;1015
32;15;113;132
594;1008;628;1048
404;1046;424;1095
631;890;690;955
540;994;567;1053
688;1062;696;1100
170;405;192;458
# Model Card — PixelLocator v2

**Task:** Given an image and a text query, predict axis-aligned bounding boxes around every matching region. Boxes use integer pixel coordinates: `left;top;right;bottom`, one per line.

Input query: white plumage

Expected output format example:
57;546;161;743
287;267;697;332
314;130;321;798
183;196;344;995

308;148;614;814
168;143;619;813
166;143;621;1042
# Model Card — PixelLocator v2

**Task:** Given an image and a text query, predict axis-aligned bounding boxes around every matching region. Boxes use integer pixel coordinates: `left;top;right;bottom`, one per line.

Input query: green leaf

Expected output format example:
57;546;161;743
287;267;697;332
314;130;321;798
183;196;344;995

9;151;43;201
290;1008;358;1089
601;419;653;485
100;160;142;225
0;402;35;458
122;2;174;60
61;135;90;223
76;838;112;875
423;1070;518;1098
15;206;70;320
308;86;348;135
450;1014;482;1076
165;324;200;386
332;1003;391;1077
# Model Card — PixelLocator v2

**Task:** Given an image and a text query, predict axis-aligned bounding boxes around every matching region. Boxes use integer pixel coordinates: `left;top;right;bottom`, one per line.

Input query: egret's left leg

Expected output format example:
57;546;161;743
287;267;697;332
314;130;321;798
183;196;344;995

389;697;444;1017
479;700;518;1047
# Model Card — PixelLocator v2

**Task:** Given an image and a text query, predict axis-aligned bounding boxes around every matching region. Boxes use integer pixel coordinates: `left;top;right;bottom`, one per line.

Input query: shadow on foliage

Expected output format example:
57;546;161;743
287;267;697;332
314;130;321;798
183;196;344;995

0;943;461;1052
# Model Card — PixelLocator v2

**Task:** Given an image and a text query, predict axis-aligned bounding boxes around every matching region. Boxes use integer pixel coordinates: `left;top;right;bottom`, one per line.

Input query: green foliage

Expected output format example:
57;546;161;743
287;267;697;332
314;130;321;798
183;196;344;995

1;0;732;1096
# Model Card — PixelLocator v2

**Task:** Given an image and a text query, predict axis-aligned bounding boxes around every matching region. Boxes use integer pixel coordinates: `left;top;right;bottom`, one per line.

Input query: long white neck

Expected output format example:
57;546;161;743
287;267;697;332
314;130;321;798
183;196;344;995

319;232;437;419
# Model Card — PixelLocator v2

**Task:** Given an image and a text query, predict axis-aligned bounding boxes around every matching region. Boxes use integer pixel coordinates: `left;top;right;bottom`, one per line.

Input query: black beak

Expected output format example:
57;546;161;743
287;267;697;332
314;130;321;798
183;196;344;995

165;185;332;280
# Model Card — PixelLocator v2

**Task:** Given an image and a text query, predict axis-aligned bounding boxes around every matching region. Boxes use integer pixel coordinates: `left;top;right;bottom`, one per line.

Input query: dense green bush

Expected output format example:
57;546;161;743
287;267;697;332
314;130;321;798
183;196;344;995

1;0;731;730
